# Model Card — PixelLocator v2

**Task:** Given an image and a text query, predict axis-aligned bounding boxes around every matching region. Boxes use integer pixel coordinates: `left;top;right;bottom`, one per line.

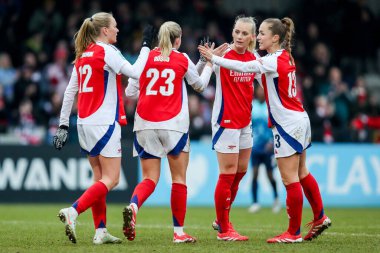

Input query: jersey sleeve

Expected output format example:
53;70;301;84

59;67;78;127
105;45;150;79
184;53;212;93
125;77;140;98
104;45;129;74
195;60;206;74
211;55;260;73
120;47;150;79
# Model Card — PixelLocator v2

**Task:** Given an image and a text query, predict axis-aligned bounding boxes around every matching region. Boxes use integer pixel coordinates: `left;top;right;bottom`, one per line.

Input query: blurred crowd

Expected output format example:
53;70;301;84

1;0;380;145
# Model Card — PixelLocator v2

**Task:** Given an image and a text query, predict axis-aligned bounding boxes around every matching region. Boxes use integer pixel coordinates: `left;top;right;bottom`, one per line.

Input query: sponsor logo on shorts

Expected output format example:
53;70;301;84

117;148;122;153
227;145;236;150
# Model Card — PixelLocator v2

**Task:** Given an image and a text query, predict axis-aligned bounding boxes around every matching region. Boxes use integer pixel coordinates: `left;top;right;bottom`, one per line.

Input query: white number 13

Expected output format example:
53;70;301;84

287;71;297;98
146;68;175;96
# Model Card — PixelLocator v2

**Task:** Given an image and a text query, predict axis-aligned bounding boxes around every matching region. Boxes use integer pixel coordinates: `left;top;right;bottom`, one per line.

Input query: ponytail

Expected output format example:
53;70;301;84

73;12;113;63
158;21;182;57
281;17;295;62
263;17;295;63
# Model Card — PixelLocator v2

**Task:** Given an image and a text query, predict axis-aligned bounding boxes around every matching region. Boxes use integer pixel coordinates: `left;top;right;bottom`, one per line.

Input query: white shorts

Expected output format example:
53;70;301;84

133;129;190;158
77;122;122;157
272;117;311;158
211;123;253;153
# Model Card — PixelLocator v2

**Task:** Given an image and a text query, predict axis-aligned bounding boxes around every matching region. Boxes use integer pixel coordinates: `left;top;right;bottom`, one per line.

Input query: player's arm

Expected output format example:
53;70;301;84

108;25;155;79
125;77;140;98
59;68;78;127
53;67;78;150
184;54;213;93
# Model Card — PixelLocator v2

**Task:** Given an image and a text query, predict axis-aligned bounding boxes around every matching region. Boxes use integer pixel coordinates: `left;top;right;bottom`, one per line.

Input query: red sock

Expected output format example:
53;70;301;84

171;183;187;227
230;172;246;204
214;174;235;233
130;179;156;209
300;173;324;220
91;194;106;229
286;182;303;235
73;181;108;215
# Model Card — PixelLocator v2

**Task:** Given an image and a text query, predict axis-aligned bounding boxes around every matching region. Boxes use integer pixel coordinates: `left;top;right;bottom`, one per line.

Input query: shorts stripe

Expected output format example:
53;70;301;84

212;126;225;150
133;135;159;159
217;95;224;125
168;132;188;156
269;114;303;153
88;122;115;156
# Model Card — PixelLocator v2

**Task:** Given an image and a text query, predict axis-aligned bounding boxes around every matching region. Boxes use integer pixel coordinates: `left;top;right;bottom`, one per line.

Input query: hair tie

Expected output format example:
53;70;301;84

90;17;93;22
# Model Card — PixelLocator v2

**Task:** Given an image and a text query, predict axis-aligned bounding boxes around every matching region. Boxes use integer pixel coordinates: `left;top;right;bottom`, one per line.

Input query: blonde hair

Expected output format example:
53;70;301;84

263;17;295;62
73;12;113;63
233;15;257;51
158;21;182;57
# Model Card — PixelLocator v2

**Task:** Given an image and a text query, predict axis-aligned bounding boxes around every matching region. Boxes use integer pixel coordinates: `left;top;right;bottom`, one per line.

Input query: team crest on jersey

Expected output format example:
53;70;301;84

293;126;303;141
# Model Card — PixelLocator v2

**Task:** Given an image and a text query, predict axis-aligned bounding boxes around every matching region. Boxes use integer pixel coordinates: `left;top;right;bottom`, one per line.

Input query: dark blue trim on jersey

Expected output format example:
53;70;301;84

212;126;225;150
217;94;224;125
269;114;303;153
168;132;188;156
133;135;159;159
89;122;115;156
273;77;283;105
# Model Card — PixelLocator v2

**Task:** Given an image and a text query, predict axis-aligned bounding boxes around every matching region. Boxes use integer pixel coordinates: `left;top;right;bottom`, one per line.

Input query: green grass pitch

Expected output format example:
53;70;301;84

0;204;379;253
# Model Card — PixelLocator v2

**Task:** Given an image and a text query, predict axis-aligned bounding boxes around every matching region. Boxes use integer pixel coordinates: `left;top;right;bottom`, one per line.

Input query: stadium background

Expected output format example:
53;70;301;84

0;0;380;208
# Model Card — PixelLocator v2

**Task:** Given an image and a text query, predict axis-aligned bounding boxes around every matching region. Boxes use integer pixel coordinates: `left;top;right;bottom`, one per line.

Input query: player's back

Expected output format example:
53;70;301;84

137;48;188;122
75;42;125;125
262;50;306;127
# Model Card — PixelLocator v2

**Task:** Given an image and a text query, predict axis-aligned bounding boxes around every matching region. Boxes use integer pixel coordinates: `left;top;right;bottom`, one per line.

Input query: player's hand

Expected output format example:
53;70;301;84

198;45;214;62
199;36;214;62
212;43;229;57
53;125;69;150
142;24;155;49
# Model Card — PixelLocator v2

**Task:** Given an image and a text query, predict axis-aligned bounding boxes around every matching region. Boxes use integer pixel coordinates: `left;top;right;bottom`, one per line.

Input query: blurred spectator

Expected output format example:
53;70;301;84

44;40;71;97
0;52;18;101
0;85;9;133
14;99;44;145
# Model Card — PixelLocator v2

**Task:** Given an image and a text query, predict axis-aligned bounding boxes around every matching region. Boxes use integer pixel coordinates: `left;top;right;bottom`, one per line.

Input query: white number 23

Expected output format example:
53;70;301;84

146;68;175;96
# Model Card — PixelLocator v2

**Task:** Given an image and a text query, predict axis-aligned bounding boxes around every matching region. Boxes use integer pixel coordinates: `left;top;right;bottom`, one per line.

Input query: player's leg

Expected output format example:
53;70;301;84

299;151;331;241
58;124;119;244
267;153;303;243
248;154;261;213
264;154;280;213
231;125;253;208
168;151;196;243
123;157;160;241
231;147;251;205
123;130;162;240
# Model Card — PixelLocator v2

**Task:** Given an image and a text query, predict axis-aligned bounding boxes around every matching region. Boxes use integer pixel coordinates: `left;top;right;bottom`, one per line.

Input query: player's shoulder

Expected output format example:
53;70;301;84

96;41;121;53
172;49;189;62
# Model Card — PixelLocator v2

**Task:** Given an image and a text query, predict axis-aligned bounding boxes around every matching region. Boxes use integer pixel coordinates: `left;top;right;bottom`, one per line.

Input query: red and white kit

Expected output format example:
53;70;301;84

126;48;212;157
59;42;149;157
211;48;260;153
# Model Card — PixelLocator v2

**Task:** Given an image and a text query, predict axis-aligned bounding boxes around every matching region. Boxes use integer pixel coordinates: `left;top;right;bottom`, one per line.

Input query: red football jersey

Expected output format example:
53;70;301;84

136;49;188;122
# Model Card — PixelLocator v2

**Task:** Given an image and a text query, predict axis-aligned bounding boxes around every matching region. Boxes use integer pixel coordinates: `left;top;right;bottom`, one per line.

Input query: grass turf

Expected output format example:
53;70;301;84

0;204;379;253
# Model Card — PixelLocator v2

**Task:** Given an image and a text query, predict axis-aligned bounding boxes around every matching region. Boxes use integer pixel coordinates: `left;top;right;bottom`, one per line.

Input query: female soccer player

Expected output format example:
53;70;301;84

199;17;331;243
203;15;260;241
122;21;227;243
53;12;154;244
